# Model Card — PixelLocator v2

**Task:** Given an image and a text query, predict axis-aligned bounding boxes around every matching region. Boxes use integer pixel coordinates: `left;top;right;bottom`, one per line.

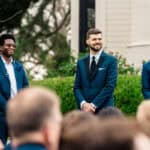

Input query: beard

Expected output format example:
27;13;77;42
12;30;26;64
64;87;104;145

2;49;14;58
89;44;101;52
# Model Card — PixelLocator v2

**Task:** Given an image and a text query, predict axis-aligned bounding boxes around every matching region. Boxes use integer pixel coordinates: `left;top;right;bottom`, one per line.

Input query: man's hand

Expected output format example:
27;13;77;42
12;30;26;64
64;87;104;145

81;102;95;113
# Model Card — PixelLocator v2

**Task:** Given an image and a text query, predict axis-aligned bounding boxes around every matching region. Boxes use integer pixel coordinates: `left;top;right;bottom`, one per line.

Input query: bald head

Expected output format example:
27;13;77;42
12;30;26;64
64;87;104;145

7;87;61;138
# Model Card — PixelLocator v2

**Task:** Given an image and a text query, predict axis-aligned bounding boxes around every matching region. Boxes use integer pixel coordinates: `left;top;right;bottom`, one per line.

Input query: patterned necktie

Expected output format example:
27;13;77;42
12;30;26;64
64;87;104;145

90;56;96;72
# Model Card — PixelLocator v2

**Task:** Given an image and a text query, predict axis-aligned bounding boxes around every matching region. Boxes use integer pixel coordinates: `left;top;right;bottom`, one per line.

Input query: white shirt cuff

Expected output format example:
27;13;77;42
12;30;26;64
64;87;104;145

80;100;86;108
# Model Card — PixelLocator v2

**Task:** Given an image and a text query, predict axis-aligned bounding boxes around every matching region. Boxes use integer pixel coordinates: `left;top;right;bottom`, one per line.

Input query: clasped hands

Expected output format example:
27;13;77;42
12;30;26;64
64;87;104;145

81;102;95;113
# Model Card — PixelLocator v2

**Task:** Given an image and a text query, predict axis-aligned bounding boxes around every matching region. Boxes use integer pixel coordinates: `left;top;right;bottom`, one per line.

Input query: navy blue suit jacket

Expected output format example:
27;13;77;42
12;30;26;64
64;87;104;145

0;57;29;113
74;51;118;110
5;143;46;150
142;61;150;99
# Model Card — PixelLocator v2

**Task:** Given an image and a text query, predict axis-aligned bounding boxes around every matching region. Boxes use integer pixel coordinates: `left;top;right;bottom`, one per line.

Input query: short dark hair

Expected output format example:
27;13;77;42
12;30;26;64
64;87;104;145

61;110;97;132
0;33;16;46
60;118;142;150
98;107;125;119
86;28;102;39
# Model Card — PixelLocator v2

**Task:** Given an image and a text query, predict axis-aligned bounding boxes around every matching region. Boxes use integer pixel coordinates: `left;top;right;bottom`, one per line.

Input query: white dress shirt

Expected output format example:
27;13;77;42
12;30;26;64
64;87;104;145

90;49;103;67
1;56;17;98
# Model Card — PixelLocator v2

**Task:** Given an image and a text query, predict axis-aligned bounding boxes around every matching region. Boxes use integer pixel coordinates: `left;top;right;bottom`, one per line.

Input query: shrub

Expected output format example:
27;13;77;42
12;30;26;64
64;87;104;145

31;75;143;115
31;77;77;113
114;75;143;115
108;51;140;75
47;56;76;77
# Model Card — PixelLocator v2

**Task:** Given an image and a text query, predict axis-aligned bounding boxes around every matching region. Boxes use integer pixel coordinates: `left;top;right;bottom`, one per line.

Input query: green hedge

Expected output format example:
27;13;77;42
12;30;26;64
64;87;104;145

31;75;144;115
31;77;76;113
114;75;143;115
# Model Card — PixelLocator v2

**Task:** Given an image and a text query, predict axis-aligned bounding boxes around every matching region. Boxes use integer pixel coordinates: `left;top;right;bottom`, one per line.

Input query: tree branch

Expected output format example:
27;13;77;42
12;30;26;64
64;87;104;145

0;10;23;23
45;7;70;37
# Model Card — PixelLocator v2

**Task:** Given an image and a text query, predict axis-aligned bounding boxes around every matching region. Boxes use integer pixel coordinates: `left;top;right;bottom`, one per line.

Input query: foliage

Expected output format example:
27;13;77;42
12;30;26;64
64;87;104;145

16;0;70;79
79;51;89;58
16;0;70;57
48;34;71;70
1;0;71;80
114;75;143;115
47;59;76;77
109;51;140;75
31;75;143;115
0;0;38;31
31;77;76;113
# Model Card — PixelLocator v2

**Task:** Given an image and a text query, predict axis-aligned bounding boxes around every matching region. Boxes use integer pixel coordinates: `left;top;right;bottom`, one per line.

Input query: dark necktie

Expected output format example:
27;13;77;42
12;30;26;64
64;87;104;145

90;56;96;72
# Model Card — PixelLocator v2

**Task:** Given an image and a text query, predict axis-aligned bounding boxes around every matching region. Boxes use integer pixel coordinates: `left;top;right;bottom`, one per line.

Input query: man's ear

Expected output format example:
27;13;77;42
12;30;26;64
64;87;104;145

86;39;89;45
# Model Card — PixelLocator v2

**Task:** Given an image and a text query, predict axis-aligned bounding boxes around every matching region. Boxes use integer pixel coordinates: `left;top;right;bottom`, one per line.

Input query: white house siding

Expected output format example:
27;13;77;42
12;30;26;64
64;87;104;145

96;0;150;68
126;0;150;68
104;0;131;56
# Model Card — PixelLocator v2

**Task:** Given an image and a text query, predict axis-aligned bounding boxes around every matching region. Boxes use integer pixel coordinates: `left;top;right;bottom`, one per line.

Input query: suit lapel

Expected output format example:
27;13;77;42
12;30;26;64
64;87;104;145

0;57;10;83
97;51;105;68
84;55;91;81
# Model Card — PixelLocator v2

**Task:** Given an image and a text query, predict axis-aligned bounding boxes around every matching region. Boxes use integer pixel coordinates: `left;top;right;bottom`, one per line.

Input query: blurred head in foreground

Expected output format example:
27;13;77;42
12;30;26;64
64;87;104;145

7;87;62;150
60;117;150;150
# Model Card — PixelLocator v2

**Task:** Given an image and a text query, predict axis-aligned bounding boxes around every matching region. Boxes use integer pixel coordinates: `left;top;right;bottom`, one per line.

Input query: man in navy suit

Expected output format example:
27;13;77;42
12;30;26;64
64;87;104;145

74;28;118;113
6;87;62;150
142;61;150;99
0;33;29;144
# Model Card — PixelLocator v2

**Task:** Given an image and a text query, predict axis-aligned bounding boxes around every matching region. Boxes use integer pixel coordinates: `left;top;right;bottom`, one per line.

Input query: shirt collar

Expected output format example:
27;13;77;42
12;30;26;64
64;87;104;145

90;49;103;61
0;55;13;64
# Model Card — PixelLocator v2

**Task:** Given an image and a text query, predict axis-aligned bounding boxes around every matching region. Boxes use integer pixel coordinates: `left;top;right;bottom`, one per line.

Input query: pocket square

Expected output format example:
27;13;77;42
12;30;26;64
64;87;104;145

98;67;105;71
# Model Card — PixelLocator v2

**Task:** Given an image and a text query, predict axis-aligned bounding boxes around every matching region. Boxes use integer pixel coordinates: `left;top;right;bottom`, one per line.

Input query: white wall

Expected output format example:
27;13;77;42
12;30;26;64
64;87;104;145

71;0;79;60
96;0;150;68
126;0;150;68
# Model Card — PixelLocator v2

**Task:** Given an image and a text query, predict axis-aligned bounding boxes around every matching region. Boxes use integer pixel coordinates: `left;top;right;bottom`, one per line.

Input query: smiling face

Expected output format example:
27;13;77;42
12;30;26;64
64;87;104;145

86;33;103;54
1;38;16;58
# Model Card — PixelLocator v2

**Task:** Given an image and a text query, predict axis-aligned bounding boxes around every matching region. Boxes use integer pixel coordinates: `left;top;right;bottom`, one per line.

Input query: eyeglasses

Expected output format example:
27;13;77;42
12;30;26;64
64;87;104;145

4;44;16;48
